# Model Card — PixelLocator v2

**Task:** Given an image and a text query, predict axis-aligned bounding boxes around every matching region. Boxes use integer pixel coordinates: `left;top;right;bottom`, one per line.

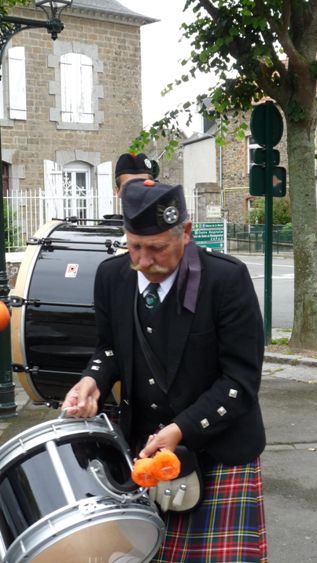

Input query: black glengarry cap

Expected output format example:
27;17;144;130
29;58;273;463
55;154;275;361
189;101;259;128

122;179;188;235
115;153;153;178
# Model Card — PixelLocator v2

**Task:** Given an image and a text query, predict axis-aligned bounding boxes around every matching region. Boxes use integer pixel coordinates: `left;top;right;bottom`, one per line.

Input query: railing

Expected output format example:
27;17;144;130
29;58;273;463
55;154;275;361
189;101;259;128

4;188;118;252
227;223;293;254
4;188;205;252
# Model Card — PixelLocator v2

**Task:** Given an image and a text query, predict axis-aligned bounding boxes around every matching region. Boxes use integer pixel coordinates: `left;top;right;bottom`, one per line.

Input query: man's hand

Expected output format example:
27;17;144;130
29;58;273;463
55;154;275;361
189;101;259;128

61;376;100;418
139;423;183;458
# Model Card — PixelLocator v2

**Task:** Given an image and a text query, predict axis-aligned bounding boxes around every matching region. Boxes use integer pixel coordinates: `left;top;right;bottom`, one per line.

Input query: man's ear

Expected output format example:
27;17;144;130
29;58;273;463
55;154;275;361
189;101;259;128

183;220;192;244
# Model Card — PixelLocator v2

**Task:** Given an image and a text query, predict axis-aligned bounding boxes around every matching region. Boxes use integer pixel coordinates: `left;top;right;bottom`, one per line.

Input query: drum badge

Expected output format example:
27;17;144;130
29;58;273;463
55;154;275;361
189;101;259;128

65;263;79;278
163;206;179;224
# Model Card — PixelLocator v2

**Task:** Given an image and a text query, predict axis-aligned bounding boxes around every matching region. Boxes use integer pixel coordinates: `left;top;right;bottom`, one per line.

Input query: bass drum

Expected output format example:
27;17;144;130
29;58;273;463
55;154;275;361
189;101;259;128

11;219;125;406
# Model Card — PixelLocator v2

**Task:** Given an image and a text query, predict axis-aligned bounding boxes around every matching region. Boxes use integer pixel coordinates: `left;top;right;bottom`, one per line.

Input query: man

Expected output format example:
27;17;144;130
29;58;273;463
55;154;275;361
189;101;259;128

114;152;157;196
62;179;267;562
113;151;159;255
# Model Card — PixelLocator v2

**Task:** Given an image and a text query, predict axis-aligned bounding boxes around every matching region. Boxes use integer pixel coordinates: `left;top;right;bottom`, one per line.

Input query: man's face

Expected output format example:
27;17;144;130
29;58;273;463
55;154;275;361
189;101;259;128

116;173;151;197
126;221;192;283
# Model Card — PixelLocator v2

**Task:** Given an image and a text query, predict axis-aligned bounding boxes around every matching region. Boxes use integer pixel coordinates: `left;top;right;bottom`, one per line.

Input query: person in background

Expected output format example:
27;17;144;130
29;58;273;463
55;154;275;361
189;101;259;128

62;179;267;562
114;152;156;196
113;152;159;255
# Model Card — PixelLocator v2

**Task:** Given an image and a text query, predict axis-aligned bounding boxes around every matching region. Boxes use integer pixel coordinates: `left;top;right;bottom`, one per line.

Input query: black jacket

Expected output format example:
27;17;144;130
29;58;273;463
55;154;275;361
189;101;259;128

82;246;266;465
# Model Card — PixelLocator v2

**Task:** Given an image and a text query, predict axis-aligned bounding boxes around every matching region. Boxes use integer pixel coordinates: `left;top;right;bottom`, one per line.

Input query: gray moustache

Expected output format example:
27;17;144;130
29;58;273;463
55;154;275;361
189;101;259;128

130;264;169;274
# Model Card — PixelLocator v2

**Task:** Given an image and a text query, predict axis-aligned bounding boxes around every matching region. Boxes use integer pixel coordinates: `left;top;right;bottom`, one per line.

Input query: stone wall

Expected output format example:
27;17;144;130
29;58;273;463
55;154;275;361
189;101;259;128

1;5;145;191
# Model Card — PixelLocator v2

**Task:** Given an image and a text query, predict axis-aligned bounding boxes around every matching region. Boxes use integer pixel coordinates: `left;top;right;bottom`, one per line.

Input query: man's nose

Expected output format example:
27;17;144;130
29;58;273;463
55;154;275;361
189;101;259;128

138;252;153;268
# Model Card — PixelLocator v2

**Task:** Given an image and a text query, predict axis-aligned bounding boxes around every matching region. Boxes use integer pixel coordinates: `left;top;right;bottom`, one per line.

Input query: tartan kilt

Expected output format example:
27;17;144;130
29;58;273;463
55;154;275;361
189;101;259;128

151;457;267;563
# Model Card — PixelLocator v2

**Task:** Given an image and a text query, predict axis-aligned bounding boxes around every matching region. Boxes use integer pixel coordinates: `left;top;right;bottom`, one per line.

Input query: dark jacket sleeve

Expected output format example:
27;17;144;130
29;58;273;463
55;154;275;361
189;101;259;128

173;258;264;455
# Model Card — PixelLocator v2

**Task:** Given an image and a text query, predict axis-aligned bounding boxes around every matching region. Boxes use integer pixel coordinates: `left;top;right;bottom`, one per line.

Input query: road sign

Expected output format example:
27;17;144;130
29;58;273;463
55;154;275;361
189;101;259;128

192;221;227;252
250;102;283;147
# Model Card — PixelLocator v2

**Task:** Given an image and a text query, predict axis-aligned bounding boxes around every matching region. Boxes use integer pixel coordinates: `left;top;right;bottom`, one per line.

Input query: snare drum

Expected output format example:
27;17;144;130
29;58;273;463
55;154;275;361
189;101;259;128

0;414;165;562
10;219;124;406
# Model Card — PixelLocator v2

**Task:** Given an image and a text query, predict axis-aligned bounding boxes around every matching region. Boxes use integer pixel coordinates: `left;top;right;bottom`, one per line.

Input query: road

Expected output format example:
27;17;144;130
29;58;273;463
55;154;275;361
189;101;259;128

236;254;294;329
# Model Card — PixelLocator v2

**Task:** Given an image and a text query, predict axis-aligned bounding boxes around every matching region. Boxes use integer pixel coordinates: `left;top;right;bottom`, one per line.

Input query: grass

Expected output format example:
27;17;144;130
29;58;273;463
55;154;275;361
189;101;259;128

271;337;290;346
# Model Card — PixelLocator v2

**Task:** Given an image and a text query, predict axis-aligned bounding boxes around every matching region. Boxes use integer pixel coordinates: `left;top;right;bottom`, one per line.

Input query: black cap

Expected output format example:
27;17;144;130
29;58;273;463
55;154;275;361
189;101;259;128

122;179;188;235
115;153;153;179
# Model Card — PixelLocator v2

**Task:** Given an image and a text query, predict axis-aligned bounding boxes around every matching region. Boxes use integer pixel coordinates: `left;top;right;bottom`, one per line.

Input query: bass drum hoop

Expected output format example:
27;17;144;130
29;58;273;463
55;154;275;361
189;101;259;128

10;220;65;403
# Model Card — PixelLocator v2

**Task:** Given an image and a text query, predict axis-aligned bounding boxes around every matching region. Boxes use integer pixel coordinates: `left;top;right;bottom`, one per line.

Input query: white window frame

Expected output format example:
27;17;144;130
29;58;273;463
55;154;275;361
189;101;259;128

49;41;104;131
63;162;94;220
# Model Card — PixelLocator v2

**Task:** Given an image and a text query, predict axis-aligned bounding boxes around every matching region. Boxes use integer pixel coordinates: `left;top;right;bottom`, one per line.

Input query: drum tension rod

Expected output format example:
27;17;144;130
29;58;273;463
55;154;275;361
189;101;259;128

12;363;39;377
27;237;53;247
10;296;41;307
104;240;116;254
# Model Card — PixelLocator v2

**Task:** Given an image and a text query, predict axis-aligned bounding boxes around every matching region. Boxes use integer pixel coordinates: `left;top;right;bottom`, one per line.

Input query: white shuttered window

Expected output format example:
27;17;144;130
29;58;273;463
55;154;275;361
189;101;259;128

60;53;93;124
8;46;26;120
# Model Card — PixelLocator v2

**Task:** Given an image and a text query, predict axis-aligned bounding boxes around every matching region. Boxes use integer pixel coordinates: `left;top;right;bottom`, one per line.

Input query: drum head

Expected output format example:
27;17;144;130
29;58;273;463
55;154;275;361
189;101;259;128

11;220;124;404
25;513;163;563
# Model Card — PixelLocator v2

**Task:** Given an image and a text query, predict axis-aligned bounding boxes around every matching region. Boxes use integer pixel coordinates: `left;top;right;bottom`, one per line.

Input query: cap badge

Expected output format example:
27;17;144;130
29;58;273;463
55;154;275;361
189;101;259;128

163;206;179;224
144;158;152;170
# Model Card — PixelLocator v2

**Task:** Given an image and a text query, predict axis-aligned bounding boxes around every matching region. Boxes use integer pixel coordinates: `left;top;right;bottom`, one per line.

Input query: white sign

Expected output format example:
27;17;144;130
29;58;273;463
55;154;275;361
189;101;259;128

206;205;221;218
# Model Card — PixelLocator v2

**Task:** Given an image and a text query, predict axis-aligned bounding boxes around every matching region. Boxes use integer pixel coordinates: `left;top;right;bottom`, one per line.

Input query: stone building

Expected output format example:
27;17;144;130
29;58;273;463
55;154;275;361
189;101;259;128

1;0;155;220
182;107;288;224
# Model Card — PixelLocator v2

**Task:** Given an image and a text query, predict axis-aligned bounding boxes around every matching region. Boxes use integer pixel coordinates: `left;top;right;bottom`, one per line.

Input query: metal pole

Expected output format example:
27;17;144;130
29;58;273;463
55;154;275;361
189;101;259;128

264;103;273;345
0;126;16;417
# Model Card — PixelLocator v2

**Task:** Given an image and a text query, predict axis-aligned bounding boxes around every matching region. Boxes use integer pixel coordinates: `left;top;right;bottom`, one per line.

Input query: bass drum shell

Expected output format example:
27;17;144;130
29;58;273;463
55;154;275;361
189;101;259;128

0;415;164;562
11;220;124;405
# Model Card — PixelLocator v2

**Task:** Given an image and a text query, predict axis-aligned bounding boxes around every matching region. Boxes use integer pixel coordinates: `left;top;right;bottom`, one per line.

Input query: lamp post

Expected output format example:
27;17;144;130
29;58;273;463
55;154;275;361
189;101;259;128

0;0;73;418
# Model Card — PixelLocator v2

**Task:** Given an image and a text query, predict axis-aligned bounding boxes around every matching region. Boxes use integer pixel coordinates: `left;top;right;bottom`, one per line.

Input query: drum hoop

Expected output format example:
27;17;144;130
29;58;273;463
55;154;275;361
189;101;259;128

4;497;164;563
0;416;130;473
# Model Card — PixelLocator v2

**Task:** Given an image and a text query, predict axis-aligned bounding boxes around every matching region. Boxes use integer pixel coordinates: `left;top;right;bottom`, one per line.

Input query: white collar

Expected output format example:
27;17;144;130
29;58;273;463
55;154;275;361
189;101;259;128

137;268;179;302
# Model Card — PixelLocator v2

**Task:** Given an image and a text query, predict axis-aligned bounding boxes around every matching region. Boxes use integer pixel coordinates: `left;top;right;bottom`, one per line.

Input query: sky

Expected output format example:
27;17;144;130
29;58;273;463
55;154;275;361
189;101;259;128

119;0;215;134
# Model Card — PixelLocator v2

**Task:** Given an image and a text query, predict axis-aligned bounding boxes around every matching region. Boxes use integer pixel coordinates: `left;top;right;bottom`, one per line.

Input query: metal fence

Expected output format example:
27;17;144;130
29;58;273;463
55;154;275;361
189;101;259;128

227;223;293;254
4;189;293;254
4;188;118;252
4;188;202;252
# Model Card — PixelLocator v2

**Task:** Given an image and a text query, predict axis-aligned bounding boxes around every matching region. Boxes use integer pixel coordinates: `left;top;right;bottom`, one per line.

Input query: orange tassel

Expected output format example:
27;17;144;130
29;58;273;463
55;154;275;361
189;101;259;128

151;450;181;481
131;457;158;488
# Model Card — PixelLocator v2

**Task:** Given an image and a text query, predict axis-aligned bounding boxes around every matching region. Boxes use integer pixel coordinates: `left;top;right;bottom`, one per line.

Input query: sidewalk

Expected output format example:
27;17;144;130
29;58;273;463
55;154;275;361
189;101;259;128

0;336;317;562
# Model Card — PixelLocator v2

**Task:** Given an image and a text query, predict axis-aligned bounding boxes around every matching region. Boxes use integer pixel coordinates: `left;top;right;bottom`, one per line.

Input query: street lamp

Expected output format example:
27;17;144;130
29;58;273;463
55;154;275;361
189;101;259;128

0;0;73;418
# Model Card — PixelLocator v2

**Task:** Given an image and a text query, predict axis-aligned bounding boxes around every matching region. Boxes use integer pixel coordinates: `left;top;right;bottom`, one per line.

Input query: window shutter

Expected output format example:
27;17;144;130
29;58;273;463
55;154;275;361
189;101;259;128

97;161;113;217
0;77;4;119
8;47;26;120
61;53;93;123
44;160;63;221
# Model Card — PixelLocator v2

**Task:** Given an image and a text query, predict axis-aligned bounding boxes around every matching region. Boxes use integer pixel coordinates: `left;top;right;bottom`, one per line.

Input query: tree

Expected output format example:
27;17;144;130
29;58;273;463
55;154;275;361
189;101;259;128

0;0;30;14
249;197;292;225
131;1;317;351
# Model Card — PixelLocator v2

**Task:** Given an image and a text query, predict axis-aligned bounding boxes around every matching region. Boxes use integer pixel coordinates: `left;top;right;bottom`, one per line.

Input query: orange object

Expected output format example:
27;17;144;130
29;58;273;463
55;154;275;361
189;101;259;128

0;301;10;332
152;450;181;481
143;179;155;187
131;458;158;488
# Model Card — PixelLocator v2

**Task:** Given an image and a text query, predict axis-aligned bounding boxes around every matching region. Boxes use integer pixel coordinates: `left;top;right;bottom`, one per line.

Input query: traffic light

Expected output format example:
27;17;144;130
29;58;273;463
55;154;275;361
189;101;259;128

272;166;286;197
250;164;286;197
249;101;287;198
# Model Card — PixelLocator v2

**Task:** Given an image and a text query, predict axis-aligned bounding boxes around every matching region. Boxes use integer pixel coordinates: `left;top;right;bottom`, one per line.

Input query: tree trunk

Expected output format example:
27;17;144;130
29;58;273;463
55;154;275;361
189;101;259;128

286;119;317;351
